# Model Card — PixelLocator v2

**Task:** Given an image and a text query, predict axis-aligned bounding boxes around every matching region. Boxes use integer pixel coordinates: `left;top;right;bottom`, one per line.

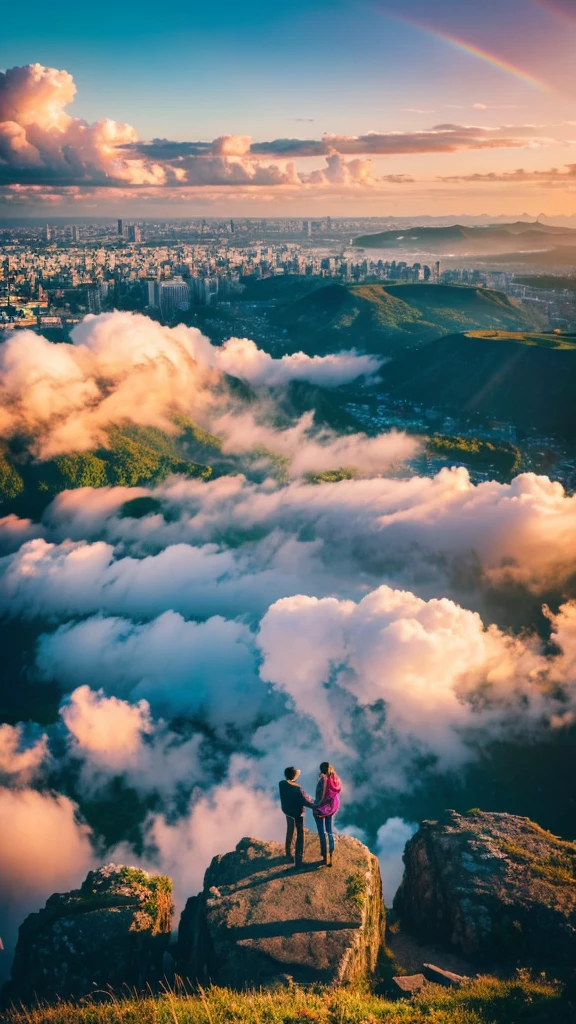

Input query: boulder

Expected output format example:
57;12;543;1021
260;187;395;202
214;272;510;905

394;810;576;964
5;864;173;1004
391;974;428;998
422;963;470;987
178;834;384;988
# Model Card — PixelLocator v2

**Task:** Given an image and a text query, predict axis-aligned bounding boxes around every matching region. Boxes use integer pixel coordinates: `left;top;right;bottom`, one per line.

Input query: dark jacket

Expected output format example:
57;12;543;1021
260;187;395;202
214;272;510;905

279;779;313;819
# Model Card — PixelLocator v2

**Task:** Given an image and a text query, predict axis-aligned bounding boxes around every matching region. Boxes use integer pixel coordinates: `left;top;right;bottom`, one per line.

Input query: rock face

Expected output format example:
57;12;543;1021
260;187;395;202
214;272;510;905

394;811;576;964
6;865;173;1004
179;834;384;988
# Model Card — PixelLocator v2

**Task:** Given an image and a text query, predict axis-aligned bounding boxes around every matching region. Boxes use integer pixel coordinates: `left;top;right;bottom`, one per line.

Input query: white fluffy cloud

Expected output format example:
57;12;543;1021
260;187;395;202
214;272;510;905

42;614;268;730
0;312;396;468
259;584;572;774
214;337;382;388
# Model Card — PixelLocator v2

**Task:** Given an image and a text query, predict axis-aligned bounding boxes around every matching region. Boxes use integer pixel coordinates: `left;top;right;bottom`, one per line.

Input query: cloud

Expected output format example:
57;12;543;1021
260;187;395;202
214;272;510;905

0;724;48;784
0;313;387;460
257;584;556;771
215;338;382;388
41;615;268;729
136;781;284;913
0;787;94;971
375;817;418;903
213;411;418;478
440;163;576;183
0;64;559;200
59;685;206;798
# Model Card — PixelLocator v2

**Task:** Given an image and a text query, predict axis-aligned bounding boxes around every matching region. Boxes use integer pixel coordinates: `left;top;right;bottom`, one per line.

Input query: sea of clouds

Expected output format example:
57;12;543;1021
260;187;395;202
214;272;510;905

1;311;576;973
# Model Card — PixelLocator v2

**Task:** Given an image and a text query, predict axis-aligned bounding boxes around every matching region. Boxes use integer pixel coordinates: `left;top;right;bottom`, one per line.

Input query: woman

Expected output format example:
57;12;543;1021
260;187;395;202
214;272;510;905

313;761;342;867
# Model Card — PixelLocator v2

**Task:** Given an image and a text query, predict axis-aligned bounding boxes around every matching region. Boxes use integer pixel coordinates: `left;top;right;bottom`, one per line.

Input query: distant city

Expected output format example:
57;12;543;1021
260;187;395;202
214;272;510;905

2;217;575;331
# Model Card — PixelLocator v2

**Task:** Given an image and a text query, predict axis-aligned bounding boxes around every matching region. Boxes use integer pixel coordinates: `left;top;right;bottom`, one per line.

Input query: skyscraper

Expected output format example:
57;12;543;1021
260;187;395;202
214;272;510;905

117;219;124;237
159;277;190;321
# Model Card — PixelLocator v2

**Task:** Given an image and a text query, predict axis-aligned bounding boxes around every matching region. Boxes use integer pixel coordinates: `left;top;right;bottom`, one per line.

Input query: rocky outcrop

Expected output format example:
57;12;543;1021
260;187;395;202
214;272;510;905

394;810;576;964
5;865;173;1004
178;834;384;988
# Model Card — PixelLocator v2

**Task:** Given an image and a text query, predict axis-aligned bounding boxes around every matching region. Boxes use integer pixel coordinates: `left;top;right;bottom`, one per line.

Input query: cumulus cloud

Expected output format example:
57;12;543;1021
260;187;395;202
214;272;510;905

0;313;389;461
0;64;559;201
42;615;269;729
59;685;206;798
258;584;558;772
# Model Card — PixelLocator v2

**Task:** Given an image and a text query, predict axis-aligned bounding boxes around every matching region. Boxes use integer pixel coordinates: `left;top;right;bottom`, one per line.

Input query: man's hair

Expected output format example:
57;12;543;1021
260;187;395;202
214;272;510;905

284;766;298;780
320;761;335;775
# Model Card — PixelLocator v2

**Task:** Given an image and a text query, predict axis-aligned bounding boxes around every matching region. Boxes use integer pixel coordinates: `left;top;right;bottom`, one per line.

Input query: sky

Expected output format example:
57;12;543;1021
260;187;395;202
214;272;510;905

2;0;576;215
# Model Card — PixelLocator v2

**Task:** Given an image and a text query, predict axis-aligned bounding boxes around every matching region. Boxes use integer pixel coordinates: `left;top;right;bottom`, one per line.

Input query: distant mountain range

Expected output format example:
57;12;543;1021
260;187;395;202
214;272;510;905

270;281;544;356
383;330;576;437
353;221;576;255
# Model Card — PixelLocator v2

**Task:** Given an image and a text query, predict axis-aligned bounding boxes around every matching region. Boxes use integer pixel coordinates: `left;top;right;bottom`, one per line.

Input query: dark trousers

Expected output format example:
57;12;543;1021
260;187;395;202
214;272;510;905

315;814;335;856
285;815;304;865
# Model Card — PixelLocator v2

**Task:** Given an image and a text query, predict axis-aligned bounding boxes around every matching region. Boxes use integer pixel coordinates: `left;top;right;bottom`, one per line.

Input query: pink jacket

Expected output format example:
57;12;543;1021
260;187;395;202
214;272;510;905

314;772;342;818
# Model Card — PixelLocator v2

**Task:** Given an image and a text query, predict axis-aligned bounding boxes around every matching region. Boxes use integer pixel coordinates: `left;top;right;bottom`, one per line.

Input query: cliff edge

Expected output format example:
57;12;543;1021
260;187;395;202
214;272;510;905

394;810;576;965
178;834;384;988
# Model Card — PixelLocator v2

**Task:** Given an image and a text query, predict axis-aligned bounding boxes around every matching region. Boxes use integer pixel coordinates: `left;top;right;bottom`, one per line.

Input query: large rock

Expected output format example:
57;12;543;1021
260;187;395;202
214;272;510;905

178;834;384;988
5;864;173;1004
394;810;576;964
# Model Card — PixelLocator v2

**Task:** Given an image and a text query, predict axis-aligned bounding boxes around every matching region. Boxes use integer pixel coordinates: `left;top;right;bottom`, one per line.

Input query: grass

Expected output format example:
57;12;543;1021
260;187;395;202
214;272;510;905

465;329;576;350
496;840;575;886
346;872;369;910
2;976;567;1024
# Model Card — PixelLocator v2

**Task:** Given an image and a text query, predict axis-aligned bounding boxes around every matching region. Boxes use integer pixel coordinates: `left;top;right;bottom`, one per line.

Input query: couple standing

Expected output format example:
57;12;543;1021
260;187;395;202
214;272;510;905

279;762;342;870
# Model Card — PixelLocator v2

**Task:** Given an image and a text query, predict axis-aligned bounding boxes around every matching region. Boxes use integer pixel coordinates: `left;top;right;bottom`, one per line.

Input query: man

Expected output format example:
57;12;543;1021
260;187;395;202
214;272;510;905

279;766;314;869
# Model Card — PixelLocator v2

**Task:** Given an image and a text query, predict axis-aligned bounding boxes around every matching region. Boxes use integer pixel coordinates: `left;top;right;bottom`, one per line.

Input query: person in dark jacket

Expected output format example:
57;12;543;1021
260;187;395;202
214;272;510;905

279;766;314;869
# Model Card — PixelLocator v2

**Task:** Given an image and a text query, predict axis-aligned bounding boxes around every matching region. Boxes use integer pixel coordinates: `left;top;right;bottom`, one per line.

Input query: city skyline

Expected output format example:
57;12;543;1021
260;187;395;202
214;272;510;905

2;1;576;216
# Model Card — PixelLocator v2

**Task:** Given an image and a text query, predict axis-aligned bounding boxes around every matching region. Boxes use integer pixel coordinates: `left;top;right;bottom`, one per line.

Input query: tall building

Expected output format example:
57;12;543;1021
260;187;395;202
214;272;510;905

159;276;190;321
86;285;102;314
127;224;141;243
117;219;124;237
45;225;52;242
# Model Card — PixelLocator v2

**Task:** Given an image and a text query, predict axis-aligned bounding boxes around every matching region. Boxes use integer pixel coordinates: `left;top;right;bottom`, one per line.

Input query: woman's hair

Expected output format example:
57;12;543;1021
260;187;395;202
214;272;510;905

320;761;335;775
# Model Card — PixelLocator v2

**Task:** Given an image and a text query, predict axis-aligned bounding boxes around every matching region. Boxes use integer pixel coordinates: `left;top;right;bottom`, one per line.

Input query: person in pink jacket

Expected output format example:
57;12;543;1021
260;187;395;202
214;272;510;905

313;761;342;867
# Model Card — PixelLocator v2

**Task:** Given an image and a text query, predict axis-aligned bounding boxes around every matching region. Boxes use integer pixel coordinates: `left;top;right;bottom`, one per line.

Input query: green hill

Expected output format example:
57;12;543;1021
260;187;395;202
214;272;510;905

0;420;221;517
353;221;576;254
384;329;576;436
272;282;544;357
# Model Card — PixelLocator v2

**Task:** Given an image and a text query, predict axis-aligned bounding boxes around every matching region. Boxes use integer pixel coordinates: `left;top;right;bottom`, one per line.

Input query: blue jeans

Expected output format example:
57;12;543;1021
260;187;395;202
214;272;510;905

315;814;334;856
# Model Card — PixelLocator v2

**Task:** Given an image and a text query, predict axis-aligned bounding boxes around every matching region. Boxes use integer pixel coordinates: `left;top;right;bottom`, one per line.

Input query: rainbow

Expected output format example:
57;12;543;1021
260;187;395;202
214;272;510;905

382;12;552;93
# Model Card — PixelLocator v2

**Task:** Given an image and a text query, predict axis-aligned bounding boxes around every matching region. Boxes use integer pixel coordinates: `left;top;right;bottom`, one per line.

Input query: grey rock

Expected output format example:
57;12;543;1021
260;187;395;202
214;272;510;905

394;810;576;964
392;973;428;997
422;963;470;987
4;864;173;1004
178;834;384;988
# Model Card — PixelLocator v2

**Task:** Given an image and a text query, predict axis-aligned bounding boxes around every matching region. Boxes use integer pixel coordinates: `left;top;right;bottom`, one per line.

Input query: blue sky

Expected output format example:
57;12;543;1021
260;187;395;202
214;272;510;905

2;0;576;214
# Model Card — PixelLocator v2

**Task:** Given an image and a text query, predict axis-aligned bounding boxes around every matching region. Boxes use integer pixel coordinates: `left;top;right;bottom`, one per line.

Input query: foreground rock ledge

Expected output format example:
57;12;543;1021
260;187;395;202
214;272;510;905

394;810;576;964
178;835;385;988
5;864;173;1004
